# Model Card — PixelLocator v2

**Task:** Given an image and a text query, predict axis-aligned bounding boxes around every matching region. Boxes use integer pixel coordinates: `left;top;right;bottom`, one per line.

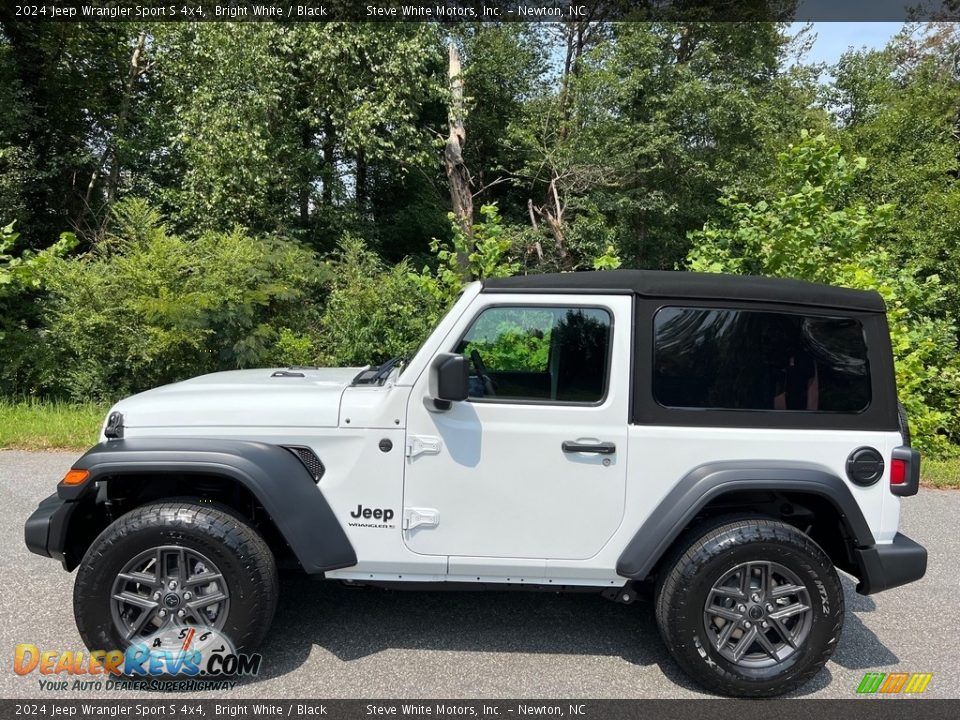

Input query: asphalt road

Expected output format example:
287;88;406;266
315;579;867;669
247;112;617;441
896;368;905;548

1;449;957;700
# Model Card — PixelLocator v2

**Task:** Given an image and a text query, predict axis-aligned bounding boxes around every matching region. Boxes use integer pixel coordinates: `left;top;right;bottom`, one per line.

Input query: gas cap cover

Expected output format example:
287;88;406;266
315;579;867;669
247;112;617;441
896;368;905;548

846;447;884;486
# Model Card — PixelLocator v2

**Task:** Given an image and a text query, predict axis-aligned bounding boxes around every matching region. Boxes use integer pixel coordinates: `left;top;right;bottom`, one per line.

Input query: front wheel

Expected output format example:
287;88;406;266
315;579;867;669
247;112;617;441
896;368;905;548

74;502;278;654
655;517;844;697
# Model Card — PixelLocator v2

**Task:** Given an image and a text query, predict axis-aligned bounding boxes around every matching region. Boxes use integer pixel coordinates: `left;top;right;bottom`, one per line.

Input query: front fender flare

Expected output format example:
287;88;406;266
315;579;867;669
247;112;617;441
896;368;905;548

615;460;875;580
65;439;356;574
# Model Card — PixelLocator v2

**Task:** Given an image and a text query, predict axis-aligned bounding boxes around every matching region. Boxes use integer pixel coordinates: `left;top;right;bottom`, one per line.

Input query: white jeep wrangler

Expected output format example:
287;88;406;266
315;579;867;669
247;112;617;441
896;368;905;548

25;270;926;696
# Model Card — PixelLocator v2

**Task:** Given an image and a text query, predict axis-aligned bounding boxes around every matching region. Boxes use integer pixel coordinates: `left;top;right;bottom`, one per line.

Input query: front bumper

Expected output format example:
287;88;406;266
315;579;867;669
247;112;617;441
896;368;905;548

24;492;80;570
854;532;927;595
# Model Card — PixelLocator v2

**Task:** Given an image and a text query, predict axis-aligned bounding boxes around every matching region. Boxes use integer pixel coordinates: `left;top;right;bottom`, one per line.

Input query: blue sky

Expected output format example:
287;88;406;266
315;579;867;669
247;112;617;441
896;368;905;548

792;22;905;65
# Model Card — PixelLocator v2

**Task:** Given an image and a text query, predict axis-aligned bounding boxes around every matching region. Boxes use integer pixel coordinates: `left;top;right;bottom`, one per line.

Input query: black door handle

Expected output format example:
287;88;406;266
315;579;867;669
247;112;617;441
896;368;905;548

562;440;616;455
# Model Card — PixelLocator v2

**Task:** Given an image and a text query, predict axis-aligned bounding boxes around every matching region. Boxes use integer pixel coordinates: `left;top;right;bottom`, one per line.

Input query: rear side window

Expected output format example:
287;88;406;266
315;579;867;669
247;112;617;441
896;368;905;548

653;307;871;413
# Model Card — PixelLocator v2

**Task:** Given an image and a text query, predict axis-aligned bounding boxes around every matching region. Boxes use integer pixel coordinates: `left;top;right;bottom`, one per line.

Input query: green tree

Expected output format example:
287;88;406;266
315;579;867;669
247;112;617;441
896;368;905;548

0;221;77;395
149;23;446;250
0;21;156;242
319;205;521;368
604;23;826;269
689;132;959;453
42;199;328;401
0;222;75;294
506;22;824;272
318;236;442;367
417;203;520;306
453;24;550;215
830;28;960;321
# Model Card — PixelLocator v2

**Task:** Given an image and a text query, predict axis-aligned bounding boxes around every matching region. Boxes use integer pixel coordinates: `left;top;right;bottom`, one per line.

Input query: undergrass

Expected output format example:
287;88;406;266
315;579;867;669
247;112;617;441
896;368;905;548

0;400;106;450
921;456;960;489
1;400;960;487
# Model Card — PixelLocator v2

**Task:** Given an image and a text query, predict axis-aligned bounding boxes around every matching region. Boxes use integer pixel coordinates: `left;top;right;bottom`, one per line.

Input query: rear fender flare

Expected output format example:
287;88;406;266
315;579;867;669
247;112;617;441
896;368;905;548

615;460;875;580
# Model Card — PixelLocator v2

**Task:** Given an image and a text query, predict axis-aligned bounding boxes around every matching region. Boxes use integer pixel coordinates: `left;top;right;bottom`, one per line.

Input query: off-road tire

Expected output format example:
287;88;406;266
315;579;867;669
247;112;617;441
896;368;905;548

74;501;278;653
655;516;844;697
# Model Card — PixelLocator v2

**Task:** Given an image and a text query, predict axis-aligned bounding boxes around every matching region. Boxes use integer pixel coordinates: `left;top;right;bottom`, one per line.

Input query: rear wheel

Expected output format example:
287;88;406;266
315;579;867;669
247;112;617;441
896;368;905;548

74;502;278;653
655;517;843;697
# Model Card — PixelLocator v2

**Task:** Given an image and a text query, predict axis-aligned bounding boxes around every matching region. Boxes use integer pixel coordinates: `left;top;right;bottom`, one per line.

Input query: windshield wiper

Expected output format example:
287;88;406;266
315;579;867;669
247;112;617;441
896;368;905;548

352;356;406;386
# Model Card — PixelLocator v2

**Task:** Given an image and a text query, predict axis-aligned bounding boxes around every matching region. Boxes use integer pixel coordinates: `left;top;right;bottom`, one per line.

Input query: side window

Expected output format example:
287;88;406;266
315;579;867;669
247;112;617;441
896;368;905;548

454;306;611;403
653;307;871;412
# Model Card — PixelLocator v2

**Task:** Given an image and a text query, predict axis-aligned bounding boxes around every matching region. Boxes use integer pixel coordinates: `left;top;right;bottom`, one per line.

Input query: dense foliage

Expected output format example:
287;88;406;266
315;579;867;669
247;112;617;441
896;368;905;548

689;133;959;453
42;200;328;401
0;222;76;395
316;236;441;367
1;21;959;452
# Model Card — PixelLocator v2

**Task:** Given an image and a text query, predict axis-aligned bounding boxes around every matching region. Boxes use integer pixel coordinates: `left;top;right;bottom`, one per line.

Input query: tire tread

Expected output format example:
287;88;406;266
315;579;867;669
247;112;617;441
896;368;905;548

74;501;278;652
655;516;844;697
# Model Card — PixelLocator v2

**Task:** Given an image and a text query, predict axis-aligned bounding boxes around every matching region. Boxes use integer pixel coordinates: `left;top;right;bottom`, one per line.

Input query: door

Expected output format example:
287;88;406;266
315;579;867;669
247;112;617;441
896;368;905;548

402;295;631;560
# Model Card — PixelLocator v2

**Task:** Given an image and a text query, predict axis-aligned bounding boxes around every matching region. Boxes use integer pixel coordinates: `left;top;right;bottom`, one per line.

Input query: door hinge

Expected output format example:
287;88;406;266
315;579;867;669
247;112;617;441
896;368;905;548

406;435;442;458
403;507;439;531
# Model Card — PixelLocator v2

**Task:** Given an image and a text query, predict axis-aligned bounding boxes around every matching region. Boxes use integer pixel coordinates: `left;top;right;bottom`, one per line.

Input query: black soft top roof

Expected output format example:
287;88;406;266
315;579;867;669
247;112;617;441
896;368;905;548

482;270;885;313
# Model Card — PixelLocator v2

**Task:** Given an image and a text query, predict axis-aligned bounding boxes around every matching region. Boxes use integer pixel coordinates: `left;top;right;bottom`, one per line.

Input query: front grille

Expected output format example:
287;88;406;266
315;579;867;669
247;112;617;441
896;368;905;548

284;446;325;483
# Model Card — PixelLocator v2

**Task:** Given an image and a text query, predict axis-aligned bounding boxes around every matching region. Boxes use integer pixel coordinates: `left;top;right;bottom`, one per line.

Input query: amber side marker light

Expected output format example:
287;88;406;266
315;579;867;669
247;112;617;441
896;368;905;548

62;468;90;485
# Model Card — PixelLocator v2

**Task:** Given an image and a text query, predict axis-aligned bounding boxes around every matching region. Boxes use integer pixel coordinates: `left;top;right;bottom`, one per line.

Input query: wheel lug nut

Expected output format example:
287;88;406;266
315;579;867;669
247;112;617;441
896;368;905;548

766;603;774;613
743;620;752;628
158;609;167;618
168;580;177;590
183;592;192;600
178;609;186;617
737;604;746;613
153;592;161;600
750;593;761;603
761;621;769;628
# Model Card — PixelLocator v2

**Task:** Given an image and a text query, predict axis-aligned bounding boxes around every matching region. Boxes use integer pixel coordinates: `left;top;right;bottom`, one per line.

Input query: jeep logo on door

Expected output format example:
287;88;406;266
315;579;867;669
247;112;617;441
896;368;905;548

348;504;395;529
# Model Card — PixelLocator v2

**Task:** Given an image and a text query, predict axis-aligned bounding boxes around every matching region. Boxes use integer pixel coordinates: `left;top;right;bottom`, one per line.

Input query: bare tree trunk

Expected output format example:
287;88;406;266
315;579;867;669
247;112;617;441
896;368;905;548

321;115;335;205
541;176;571;268
299;120;312;224
557;18;596;136
530;18;598;271
355;147;368;212
530;175;572;269
527;199;544;262
444;43;473;279
104;31;148;205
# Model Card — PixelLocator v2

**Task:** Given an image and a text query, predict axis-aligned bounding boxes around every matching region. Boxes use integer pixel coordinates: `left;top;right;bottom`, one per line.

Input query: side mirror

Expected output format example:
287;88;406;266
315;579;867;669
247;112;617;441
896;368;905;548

427;353;469;410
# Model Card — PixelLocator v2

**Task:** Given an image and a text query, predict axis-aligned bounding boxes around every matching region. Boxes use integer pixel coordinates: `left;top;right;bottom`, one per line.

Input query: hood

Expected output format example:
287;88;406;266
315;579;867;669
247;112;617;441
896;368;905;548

112;367;362;430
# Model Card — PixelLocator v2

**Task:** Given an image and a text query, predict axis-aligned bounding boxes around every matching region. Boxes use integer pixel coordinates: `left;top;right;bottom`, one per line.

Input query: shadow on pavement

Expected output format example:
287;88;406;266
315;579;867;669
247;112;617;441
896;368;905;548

241;575;683;688
828;575;899;670
228;573;898;697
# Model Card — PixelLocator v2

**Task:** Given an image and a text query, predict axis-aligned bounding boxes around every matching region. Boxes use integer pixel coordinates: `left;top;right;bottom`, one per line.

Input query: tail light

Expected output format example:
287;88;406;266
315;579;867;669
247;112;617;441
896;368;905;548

890;458;907;485
890;446;920;497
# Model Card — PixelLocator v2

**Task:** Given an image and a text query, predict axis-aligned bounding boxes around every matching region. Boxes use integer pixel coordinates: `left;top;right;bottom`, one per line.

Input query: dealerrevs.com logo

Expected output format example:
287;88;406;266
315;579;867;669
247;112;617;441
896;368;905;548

14;626;261;691
856;672;933;695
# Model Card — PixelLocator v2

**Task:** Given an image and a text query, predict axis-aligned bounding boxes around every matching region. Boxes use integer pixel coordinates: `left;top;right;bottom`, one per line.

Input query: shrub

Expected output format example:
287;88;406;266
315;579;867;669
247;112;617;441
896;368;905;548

0;221;77;396
42;199;328;402
688;133;959;453
416;204;521;304
317;235;444;367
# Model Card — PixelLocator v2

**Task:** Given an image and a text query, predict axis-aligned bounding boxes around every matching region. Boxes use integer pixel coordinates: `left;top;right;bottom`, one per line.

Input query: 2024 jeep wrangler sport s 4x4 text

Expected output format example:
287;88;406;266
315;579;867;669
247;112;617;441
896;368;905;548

25;270;926;697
